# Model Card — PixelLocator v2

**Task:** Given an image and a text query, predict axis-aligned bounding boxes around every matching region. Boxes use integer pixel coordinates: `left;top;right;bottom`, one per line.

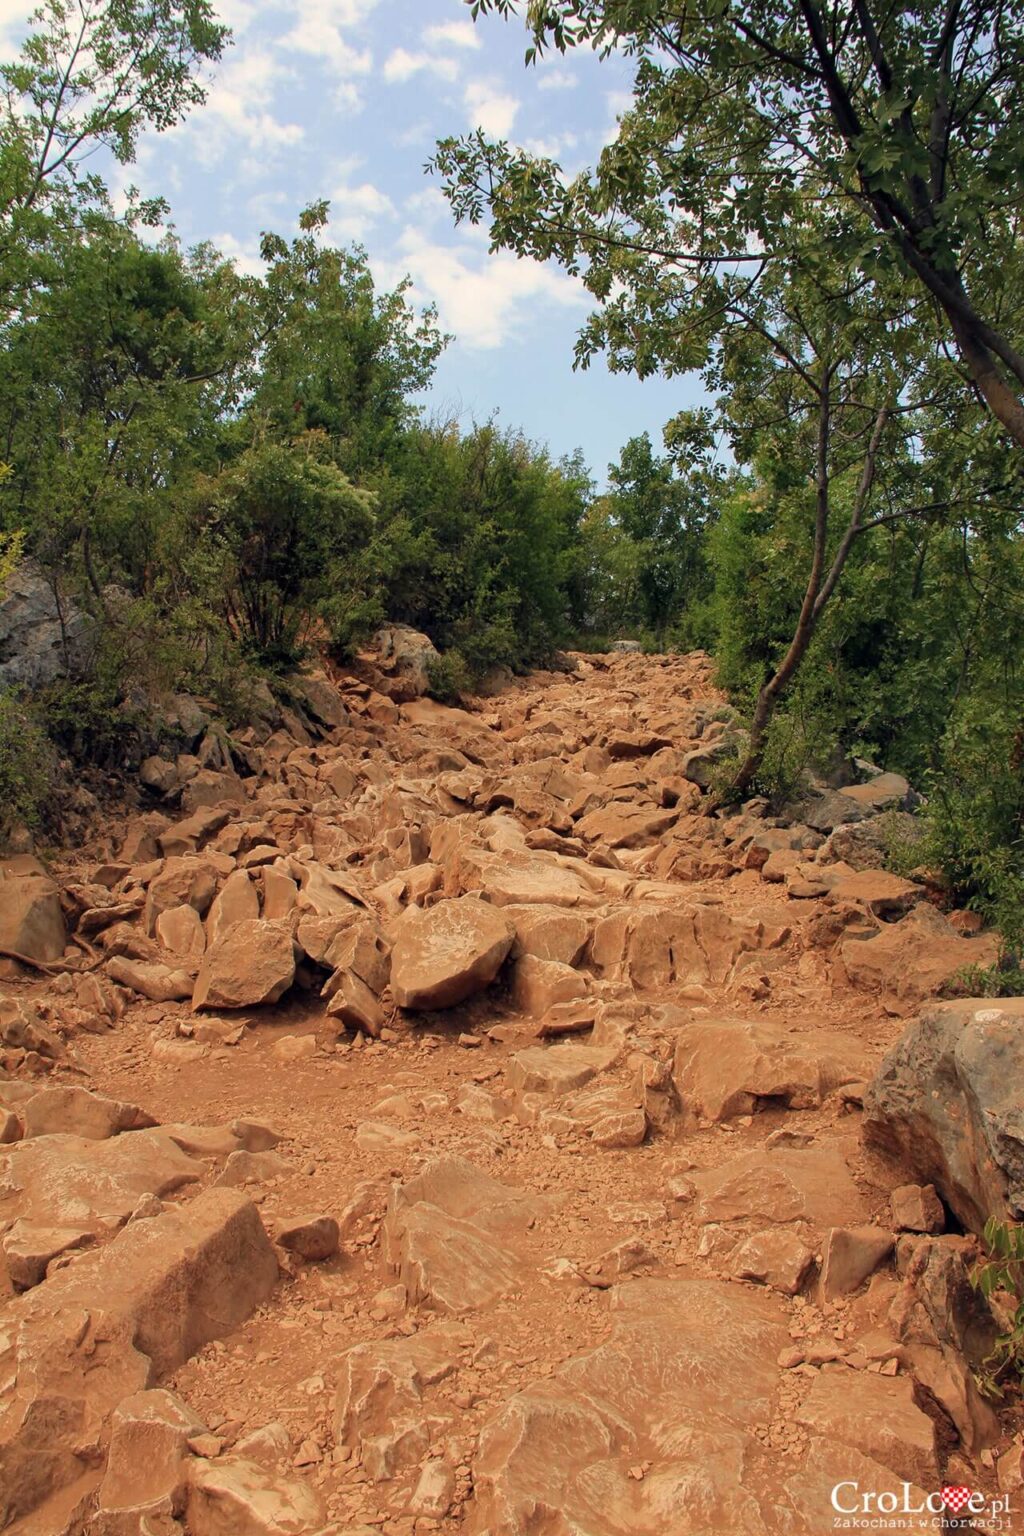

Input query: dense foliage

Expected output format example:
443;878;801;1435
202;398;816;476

430;0;1024;944
2;0;1024;948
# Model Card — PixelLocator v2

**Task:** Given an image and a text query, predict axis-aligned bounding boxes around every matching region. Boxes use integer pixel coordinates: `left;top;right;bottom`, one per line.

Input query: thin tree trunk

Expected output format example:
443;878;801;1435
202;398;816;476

725;400;888;803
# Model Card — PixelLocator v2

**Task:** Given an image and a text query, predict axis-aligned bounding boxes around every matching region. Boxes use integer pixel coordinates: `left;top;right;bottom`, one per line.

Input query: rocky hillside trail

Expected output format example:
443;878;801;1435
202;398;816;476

2;644;1023;1535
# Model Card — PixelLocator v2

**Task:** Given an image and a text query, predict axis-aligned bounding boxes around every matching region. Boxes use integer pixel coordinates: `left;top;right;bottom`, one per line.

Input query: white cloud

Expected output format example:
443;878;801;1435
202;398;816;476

464;80;520;138
214;231;266;277
281;14;372;76
278;0;378;94
606;88;634;132
333;80;366;112
192;50;303;164
403;187;450;225
537;68;578;91
424;20;481;50
521;131;579;159
392;118;433;149
386;227;586;349
328;179;396;241
384;48;459;84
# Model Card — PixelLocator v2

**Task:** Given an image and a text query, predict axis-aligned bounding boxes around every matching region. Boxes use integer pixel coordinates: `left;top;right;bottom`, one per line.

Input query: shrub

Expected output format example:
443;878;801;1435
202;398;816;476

970;1218;1024;1399
0;692;56;833
922;703;1024;961
425;650;471;703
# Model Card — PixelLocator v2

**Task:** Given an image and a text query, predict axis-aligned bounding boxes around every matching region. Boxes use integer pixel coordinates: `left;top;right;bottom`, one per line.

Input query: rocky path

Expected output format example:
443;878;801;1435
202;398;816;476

0;648;1021;1535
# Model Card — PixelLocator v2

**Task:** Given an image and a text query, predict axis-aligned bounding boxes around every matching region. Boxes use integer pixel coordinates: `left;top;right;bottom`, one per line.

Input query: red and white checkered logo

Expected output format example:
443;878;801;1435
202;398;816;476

941;1486;973;1515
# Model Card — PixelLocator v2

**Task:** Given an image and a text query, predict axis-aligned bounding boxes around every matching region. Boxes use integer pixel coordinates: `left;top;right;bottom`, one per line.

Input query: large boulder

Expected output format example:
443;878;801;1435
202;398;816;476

838;770;915;814
0;563;93;690
839;903;998;1002
374;624;439;700
192;918;296;1010
389;897;514;1010
863;998;1024;1232
0;1188;278;1528
0;856;66;962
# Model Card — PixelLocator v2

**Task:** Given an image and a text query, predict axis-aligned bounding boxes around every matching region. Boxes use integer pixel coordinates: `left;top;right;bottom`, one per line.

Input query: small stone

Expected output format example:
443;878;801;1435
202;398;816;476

188;1433;225;1458
272;1034;317;1062
890;1183;945;1234
277;1214;340;1262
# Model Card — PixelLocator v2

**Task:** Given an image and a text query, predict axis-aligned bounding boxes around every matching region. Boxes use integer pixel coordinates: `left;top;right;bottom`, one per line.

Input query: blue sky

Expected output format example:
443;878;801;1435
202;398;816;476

7;0;706;486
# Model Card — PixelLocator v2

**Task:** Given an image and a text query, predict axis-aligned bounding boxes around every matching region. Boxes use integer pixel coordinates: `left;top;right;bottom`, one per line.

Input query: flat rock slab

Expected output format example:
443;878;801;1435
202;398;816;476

673;1015;871;1122
452;847;602;909
507;1041;617;1098
383;1158;546;1314
689;1143;868;1230
16;1085;157;1141
0;1128;205;1287
470;1278;788;1535
795;1365;937;1488
0;864;66;963
840;905;998;1003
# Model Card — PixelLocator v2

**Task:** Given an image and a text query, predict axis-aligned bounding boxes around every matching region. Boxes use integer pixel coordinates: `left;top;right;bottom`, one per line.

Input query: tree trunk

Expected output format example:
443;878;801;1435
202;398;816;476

723;402;889;804
726;585;827;802
946;313;1024;453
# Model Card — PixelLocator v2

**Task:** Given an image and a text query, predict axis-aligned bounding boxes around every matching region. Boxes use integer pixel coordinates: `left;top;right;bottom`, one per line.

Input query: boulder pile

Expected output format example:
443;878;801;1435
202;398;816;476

0;642;1017;1534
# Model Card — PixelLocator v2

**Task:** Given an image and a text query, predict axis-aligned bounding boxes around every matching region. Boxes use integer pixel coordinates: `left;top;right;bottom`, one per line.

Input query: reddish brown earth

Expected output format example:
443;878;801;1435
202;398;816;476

1;648;1021;1535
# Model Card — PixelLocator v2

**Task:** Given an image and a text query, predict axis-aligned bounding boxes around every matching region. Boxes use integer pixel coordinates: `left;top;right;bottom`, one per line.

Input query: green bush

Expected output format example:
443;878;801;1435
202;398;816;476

970;1218;1024;1399
35;677;146;771
0;692;56;833
425;650;472;703
922;703;1024;961
941;960;1024;1000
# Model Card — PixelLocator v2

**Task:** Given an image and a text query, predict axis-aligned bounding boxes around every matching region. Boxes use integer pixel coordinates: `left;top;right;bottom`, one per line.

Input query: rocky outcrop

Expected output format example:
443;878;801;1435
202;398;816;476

470;1279;788;1535
0;855;66;963
0;562;94;689
373;624;439;700
863;998;1024;1231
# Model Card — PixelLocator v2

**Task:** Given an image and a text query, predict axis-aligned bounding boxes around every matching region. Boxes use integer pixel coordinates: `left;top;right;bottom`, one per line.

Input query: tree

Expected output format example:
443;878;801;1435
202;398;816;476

0;218;257;603
604;431;712;640
433;0;1024;793
190;434;375;669
0;0;228;310
250;208;447;474
438;1;1024;451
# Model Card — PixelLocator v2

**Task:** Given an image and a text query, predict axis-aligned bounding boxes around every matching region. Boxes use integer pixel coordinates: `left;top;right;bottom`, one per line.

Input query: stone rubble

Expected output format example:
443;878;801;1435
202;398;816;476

0;644;1016;1535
